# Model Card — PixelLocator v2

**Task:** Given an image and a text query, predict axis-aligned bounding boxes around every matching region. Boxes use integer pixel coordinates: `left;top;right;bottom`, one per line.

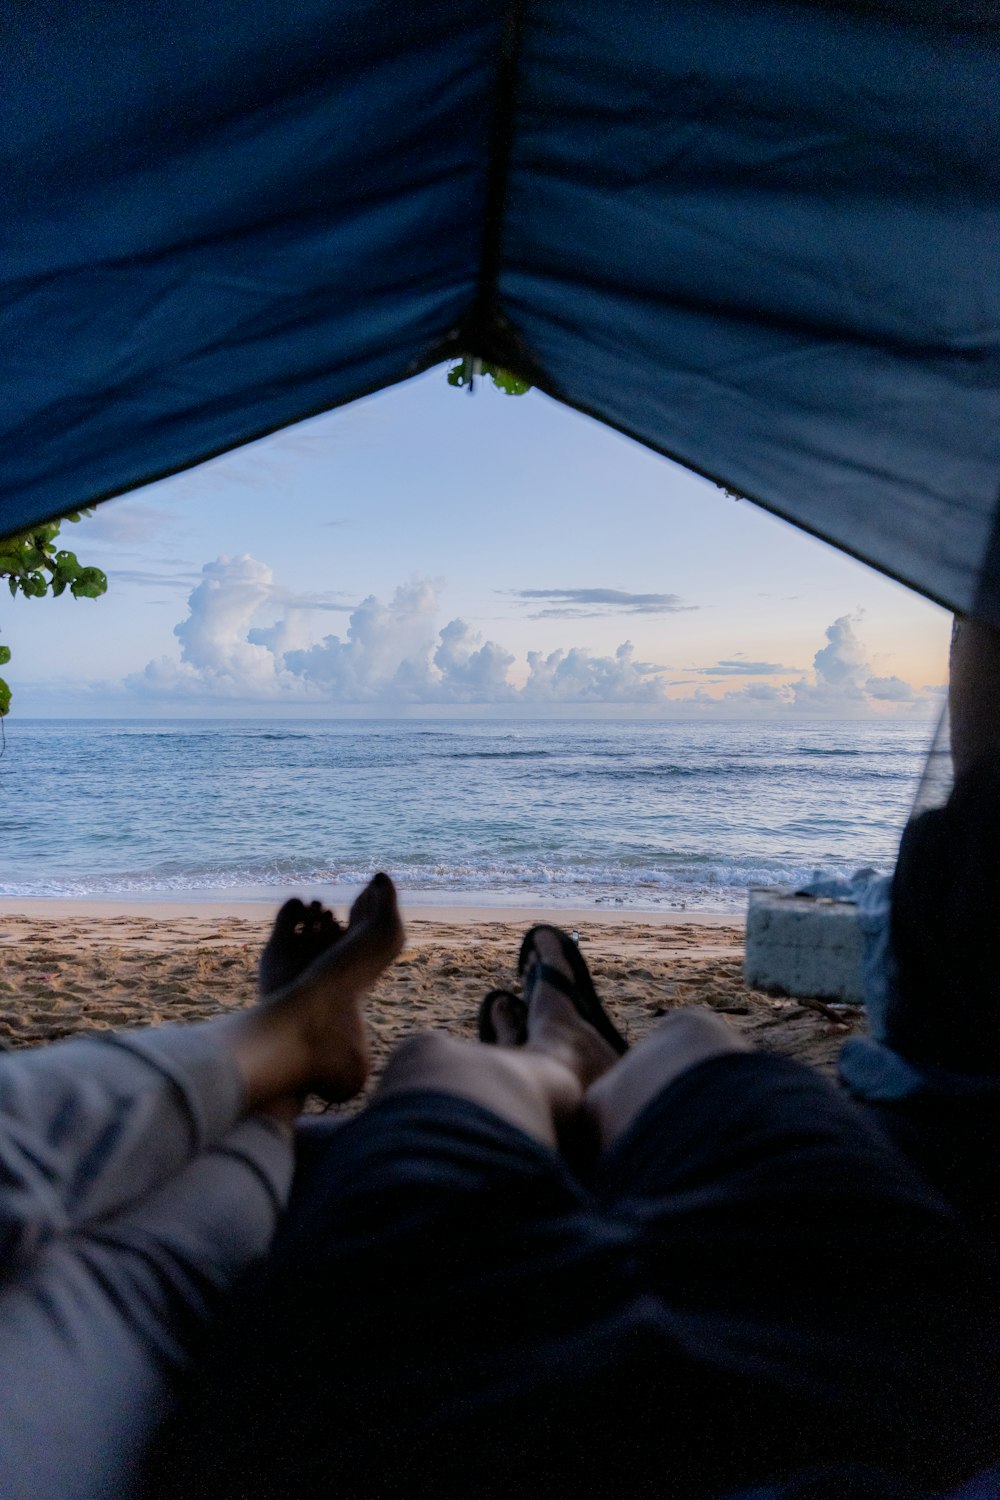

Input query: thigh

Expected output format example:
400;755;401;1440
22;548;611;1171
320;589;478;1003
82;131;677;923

0;1119;289;1500
156;1092;609;1499
595;1052;1000;1484
273;1090;607;1346
0;1026;245;1265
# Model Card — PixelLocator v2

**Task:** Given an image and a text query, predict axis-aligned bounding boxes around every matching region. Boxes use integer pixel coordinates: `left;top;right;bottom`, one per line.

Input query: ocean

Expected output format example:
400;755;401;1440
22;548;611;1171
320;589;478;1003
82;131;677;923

0;718;935;912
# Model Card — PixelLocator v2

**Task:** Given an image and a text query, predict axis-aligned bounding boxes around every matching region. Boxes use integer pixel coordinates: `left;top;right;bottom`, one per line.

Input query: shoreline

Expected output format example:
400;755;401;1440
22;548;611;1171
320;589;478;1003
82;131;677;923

0;897;743;929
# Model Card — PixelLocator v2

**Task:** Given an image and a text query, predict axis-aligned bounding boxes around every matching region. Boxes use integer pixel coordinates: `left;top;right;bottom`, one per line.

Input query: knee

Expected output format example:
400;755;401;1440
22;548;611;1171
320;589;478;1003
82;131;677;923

585;1006;753;1150
378;1031;465;1092
652;1005;751;1053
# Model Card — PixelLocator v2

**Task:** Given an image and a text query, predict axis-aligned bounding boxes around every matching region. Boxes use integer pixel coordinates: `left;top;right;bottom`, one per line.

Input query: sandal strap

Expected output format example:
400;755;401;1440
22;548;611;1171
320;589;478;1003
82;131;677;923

524;961;579;1004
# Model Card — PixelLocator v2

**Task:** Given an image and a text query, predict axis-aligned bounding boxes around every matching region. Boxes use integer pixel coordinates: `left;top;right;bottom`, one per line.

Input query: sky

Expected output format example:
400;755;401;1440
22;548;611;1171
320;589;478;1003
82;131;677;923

5;366;952;718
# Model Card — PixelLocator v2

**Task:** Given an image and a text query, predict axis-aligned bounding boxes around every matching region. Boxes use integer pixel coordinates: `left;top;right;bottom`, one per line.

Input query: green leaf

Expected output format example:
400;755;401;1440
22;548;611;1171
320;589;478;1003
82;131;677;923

446;357;531;396
71;567;108;599
488;366;532;396
53;550;82;580
0;507;108;717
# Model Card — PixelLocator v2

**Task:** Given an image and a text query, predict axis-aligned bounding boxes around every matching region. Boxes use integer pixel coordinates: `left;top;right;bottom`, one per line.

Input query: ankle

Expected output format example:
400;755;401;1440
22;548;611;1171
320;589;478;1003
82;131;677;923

223;1003;314;1109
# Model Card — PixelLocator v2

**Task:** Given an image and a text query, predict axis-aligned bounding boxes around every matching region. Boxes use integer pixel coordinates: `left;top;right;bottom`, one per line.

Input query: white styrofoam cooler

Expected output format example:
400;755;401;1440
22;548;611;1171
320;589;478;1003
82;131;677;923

743;887;863;1004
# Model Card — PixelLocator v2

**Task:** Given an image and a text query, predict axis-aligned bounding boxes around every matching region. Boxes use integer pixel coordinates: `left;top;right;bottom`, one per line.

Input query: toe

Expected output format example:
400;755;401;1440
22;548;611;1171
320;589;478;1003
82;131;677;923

273;897;307;937
320;908;342;939
483;991;528;1046
350;871;398;928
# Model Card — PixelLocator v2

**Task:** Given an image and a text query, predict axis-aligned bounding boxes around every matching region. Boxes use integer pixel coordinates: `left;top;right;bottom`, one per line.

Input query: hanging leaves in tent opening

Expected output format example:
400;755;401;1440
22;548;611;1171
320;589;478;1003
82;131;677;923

0;512;108;717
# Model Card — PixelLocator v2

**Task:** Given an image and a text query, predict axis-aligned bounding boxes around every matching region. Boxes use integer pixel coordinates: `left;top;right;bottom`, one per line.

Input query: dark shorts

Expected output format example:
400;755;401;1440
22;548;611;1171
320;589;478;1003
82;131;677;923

162;1054;1000;1500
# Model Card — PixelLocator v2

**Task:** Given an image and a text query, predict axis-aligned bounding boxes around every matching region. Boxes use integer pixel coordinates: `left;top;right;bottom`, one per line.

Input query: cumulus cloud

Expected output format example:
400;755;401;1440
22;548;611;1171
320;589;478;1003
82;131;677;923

128;560;674;706
679;614;930;717
787;613;896;711
509;587;694;619
126;564;927;717
284;581;520;703
127;556;311;701
433;620;517;702
522;643;668;703
811;615;870;693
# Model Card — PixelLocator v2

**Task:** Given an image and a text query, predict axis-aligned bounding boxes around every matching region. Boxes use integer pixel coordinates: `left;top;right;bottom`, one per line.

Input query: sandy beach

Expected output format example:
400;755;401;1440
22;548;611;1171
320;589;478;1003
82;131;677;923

0;899;861;1104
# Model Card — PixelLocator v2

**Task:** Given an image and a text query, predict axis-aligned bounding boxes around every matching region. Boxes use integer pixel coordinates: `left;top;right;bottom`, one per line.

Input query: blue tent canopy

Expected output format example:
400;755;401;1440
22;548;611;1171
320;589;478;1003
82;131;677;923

4;1;1000;620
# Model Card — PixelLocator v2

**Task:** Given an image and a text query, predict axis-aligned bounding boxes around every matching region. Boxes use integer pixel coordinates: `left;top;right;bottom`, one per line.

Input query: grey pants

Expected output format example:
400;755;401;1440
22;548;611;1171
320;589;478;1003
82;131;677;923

0;1025;294;1500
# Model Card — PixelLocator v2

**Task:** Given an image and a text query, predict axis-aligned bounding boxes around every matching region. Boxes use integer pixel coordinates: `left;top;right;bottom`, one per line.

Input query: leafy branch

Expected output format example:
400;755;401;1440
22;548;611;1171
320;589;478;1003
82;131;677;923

0;511;108;716
447;358;531;396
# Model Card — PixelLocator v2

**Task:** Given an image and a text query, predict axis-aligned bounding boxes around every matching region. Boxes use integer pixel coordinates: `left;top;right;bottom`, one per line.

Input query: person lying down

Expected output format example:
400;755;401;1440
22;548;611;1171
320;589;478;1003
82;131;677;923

0;872;996;1500
0;875;403;1500
150;893;999;1499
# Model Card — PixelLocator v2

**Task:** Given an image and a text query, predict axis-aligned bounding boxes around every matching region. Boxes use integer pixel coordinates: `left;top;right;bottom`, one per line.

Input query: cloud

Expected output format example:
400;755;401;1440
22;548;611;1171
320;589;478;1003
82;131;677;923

283;580;441;701
125;565;928;717
127;560;677;706
128;556;312;702
268;588;353;613
522;643;668;703
866;674;918;702
76;500;174;546
686;659;801;677
508;588;695;619
433;620;517;702
812;615;869;692
786;613;896;711
108;567;203;589
677;614;930;717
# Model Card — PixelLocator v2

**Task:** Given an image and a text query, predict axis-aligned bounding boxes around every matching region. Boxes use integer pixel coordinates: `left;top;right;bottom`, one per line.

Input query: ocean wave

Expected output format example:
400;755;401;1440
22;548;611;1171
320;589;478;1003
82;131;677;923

249;732;315;741
0;853;880;909
796;746;867;757
446;750;552;760
0;720;921;913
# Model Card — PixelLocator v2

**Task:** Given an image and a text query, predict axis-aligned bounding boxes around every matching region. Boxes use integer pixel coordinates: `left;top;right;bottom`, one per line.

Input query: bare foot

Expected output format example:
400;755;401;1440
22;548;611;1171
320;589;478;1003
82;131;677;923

259;898;343;997
522;930;619;1090
249;873;404;1102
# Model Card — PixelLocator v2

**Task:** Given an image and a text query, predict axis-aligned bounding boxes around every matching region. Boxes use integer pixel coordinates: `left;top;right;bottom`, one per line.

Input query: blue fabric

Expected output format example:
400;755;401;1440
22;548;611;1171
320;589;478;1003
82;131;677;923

4;2;1000;620
1;1;495;525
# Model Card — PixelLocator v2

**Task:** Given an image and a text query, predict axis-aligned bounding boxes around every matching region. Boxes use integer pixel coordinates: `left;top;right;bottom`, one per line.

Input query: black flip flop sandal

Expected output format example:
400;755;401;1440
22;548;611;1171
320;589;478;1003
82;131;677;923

517;925;628;1055
477;988;529;1044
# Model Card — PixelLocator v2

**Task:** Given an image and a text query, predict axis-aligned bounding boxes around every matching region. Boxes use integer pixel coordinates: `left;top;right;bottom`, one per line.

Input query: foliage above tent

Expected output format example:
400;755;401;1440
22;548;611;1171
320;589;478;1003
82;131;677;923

0;516;107;716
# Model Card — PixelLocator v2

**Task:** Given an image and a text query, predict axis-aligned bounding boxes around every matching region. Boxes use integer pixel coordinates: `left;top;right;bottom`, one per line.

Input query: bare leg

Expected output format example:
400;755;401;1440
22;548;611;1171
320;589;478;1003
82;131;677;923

0;875;403;1257
220;872;404;1112
586;1007;753;1153
377;930;617;1150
